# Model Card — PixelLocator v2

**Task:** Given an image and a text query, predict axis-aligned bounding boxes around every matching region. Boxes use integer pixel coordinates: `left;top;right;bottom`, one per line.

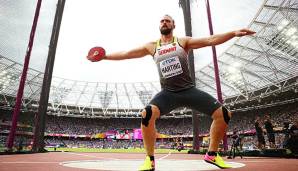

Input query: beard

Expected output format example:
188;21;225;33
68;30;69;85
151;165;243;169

160;27;172;35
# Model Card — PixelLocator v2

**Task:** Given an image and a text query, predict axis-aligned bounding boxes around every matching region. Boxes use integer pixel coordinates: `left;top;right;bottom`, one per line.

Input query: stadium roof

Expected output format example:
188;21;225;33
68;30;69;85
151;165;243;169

196;0;298;98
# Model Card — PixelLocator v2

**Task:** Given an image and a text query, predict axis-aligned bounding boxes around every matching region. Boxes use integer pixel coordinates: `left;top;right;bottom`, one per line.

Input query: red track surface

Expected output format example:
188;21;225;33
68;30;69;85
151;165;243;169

0;152;297;171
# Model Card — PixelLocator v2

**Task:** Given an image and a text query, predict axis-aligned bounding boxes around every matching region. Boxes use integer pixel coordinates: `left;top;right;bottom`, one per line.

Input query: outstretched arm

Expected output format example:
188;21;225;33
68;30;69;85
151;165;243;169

87;42;154;62
184;28;255;50
104;45;152;60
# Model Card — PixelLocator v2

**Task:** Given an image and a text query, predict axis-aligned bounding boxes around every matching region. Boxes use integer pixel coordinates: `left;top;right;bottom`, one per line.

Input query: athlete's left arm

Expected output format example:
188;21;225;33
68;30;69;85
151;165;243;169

184;28;255;50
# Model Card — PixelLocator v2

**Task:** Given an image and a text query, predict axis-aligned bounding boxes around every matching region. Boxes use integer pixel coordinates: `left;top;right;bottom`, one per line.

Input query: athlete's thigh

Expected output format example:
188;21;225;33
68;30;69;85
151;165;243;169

182;87;221;115
149;90;180;116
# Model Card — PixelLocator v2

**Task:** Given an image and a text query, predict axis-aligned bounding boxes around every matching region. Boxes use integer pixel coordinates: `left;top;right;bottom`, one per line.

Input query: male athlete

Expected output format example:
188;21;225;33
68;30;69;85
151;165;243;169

87;15;255;170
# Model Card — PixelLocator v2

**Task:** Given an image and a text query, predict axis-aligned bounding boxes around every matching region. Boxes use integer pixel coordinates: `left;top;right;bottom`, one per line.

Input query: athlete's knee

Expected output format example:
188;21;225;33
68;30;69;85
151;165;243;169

141;105;160;127
222;106;232;124
212;106;232;125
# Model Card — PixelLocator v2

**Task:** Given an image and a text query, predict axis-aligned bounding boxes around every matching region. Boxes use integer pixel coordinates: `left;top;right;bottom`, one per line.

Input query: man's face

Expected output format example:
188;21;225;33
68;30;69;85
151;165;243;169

159;16;175;35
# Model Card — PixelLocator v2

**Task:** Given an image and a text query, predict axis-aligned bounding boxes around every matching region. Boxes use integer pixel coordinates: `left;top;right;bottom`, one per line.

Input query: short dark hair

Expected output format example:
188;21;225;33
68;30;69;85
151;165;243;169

164;14;175;24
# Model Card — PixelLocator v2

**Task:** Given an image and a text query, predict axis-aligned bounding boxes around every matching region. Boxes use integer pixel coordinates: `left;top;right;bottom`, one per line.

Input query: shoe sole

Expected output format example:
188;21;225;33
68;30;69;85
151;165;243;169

204;159;231;169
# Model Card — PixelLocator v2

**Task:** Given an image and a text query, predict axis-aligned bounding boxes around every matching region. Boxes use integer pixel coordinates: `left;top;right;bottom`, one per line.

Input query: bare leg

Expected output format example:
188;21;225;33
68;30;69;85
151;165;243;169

141;105;160;156
208;107;232;152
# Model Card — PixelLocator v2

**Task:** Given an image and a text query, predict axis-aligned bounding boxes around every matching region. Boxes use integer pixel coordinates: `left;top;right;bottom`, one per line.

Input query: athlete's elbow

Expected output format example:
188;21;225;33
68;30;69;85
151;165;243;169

208;40;217;46
122;51;138;59
115;51;131;60
210;39;227;46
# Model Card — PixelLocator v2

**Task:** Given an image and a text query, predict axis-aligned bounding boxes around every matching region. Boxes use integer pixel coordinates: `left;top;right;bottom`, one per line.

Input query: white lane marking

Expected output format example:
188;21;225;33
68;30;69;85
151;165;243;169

158;151;172;160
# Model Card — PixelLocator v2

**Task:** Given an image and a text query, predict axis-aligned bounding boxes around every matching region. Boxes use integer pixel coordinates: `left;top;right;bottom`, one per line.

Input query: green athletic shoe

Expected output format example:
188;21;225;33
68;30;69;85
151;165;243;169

138;156;155;171
204;152;232;169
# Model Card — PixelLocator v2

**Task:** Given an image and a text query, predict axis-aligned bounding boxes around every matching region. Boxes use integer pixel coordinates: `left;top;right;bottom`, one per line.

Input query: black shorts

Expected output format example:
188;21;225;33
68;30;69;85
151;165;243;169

149;87;222;116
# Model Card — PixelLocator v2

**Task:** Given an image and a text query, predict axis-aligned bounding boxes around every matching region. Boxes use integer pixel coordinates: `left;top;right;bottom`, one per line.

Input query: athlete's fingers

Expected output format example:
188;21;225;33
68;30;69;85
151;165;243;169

235;29;256;37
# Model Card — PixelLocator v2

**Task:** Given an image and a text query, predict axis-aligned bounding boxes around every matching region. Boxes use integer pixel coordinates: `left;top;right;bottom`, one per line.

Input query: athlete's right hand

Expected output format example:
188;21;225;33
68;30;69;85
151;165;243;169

87;47;106;62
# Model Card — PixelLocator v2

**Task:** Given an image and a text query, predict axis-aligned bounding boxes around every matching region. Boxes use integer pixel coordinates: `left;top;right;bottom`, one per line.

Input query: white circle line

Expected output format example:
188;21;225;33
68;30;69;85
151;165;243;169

60;159;246;171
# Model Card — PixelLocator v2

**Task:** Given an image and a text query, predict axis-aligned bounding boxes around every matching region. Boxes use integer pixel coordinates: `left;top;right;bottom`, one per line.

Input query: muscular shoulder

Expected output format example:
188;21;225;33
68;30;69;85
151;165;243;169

143;41;157;56
177;36;191;51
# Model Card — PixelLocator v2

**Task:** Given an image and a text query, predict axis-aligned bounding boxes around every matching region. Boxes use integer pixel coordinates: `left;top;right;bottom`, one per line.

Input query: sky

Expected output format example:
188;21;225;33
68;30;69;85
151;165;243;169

52;0;262;83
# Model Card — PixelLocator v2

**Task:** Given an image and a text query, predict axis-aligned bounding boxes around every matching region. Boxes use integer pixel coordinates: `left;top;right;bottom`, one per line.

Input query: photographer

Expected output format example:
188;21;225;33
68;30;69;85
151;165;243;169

255;116;265;149
282;121;290;148
264;114;276;148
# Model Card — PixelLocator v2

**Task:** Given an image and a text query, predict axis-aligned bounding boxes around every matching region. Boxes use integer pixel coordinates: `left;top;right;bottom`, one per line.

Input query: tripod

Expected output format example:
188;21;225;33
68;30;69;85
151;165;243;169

228;137;243;159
